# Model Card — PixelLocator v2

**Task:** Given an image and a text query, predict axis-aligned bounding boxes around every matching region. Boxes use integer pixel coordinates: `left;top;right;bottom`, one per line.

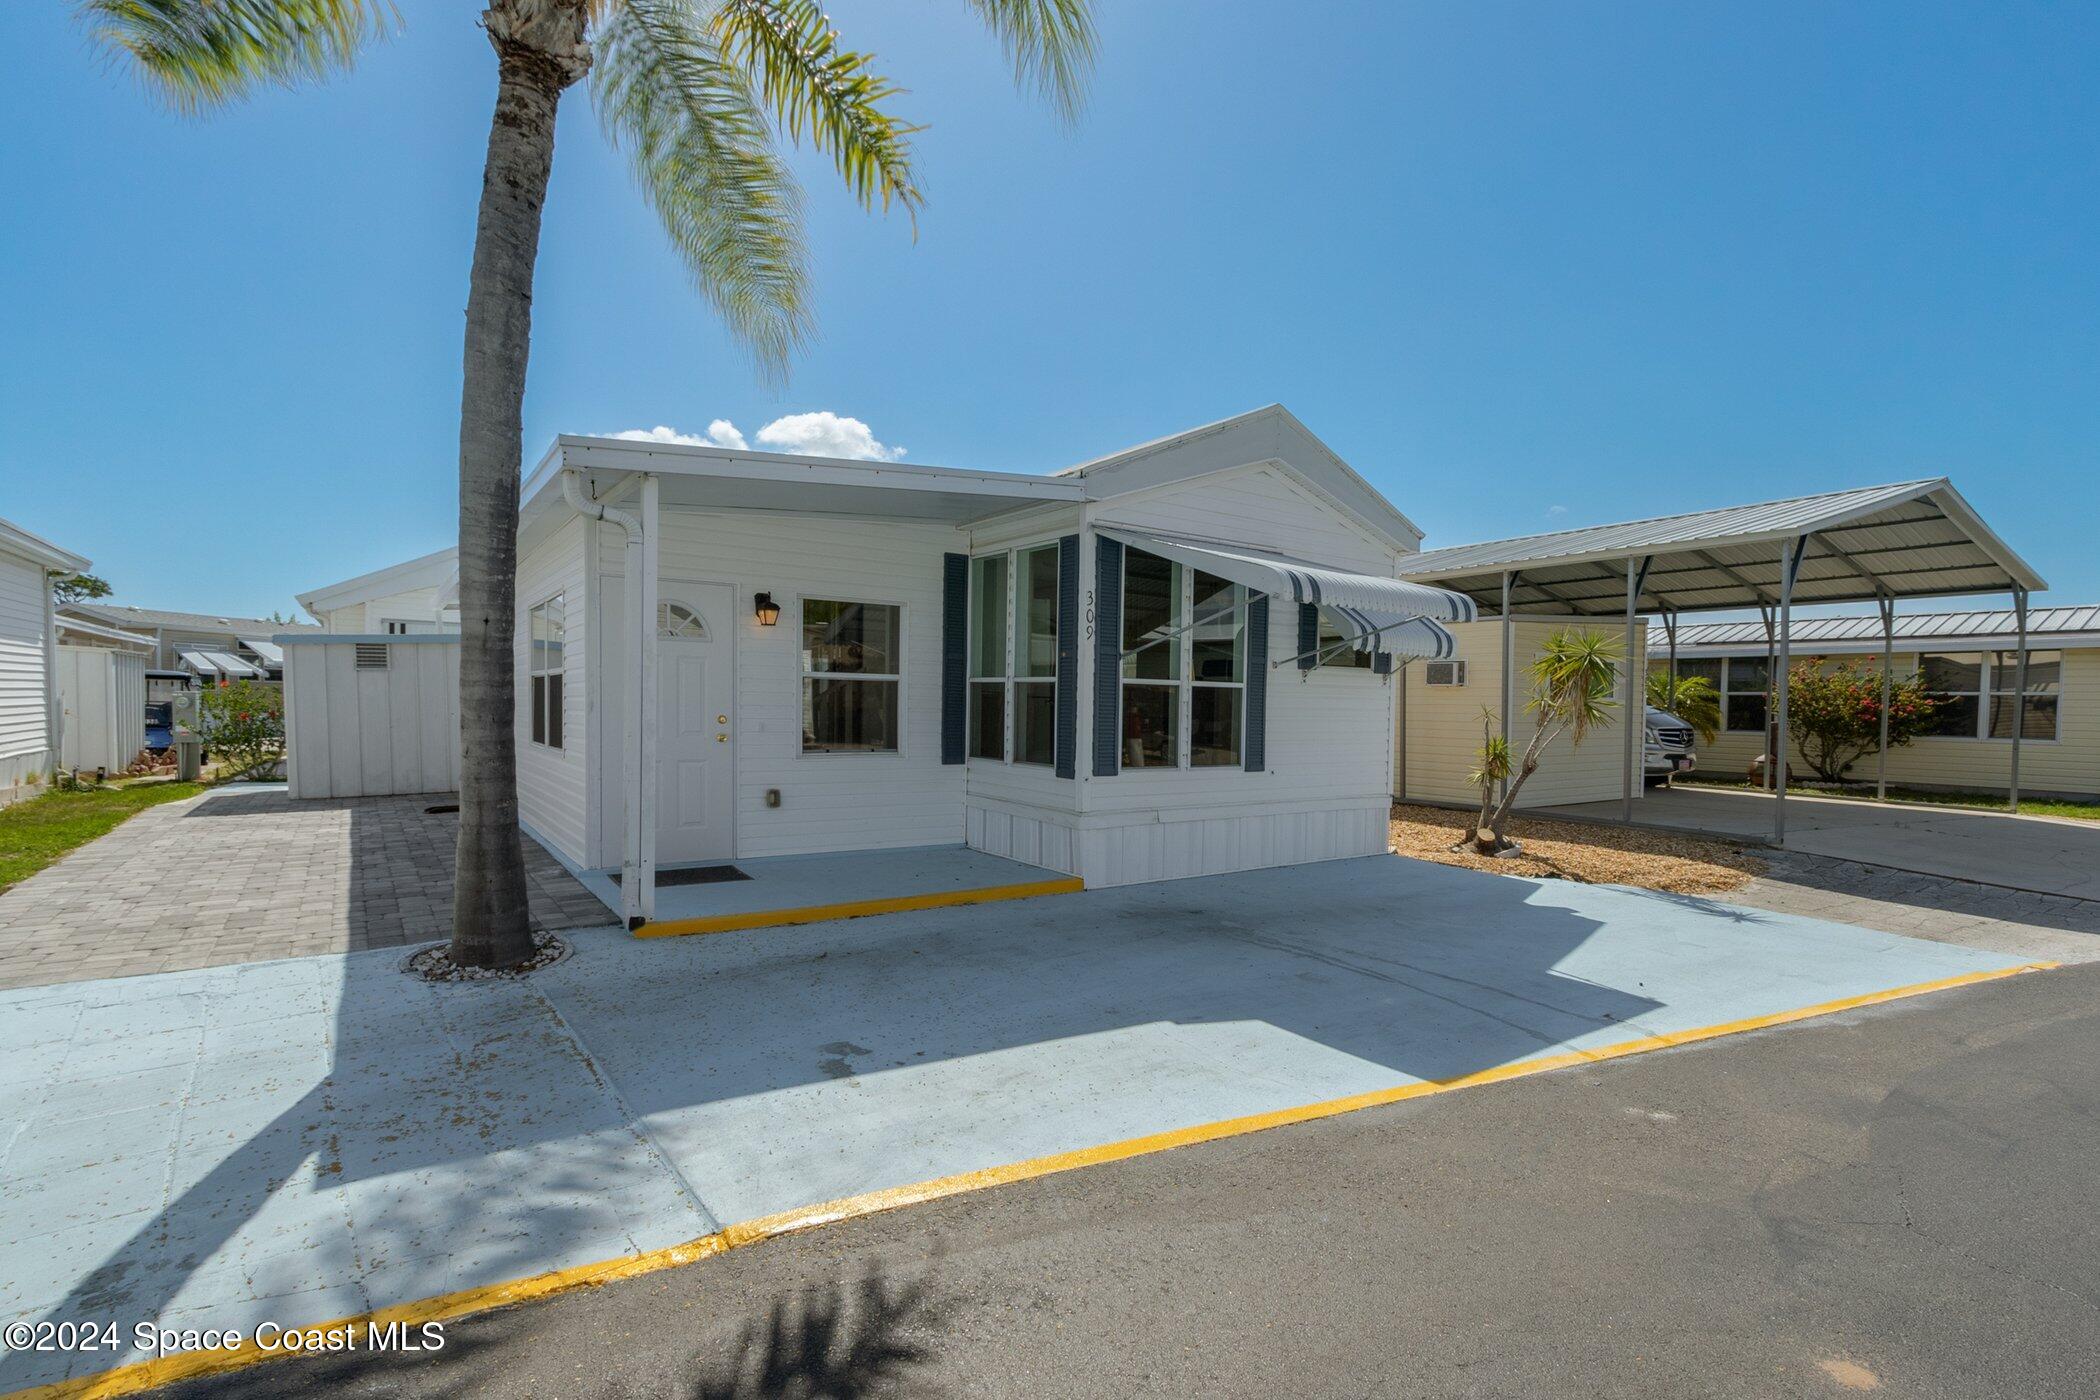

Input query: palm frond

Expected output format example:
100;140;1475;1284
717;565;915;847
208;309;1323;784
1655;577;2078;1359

710;0;923;220
590;0;812;380
964;0;1096;124
77;0;393;113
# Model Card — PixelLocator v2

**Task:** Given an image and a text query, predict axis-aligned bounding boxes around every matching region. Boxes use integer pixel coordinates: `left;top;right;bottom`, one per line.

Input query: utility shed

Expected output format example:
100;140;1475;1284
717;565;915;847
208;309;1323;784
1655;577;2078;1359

56;646;146;775
1398;617;1646;810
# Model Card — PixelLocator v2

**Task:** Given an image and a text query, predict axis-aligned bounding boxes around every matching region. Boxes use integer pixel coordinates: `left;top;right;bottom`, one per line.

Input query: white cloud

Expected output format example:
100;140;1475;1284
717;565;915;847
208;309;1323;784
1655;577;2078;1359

611;421;746;449
1546;504;1569;517
753;411;905;462
608;412;903;462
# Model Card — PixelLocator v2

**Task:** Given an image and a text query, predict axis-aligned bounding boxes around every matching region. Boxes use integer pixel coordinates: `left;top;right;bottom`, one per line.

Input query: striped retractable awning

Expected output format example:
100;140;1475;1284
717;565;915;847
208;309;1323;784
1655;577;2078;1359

1323;607;1457;661
1098;528;1478;623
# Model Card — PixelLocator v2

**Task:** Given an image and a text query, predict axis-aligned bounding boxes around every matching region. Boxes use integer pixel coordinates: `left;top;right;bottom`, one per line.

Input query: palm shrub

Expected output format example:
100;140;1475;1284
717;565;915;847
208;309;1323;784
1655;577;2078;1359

1466;707;1511;838
82;0;1097;967
1782;660;1937;782
1477;630;1622;854
1646;670;1720;744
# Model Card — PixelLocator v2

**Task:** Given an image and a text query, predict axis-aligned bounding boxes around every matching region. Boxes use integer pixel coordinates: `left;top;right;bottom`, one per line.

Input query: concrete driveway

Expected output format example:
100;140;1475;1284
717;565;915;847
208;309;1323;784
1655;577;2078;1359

1547;785;2100;900
0;854;2039;1393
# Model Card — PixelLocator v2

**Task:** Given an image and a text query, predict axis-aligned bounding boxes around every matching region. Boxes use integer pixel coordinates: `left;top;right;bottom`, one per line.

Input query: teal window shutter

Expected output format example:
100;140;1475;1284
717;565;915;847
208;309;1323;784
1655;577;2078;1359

1298;603;1319;671
1054;535;1080;778
1244;595;1269;770
1093;536;1123;776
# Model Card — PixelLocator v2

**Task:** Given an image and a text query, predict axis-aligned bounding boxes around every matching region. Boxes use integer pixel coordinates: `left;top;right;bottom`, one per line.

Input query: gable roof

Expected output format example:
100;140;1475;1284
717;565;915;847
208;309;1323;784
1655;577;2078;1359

1399;479;2045;616
1053;405;1424;552
0;515;89;573
297;546;459;616
60;602;321;635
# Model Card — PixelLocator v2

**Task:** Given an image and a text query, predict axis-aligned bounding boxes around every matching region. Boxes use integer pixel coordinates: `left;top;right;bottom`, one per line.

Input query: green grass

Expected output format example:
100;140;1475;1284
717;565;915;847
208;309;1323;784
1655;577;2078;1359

1673;772;2100;823
0;782;211;892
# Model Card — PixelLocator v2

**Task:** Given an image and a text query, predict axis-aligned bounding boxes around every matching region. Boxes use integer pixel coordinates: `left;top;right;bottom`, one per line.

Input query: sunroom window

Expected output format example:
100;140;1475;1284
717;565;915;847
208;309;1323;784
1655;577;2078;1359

1989;650;2060;740
966;544;1059;765
1119;549;1246;769
529;593;565;749
802;600;900;753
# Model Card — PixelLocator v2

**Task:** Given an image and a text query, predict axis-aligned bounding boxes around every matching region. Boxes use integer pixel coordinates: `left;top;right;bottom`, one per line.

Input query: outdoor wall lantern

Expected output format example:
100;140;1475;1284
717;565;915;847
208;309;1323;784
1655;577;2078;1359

753;592;781;626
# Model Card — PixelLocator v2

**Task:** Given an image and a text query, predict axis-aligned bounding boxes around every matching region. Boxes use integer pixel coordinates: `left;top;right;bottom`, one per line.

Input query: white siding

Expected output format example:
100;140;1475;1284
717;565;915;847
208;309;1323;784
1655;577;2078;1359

516;517;590;862
1672;647;2100;799
1092;463;1397;575
56;646;146;773
283;638;459;798
1400;618;1646;809
604;510;965;864
0;546;55;800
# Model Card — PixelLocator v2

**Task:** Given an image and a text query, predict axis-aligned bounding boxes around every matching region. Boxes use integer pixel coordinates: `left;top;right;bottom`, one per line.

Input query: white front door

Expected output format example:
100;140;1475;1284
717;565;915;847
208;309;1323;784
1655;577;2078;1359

653;581;736;864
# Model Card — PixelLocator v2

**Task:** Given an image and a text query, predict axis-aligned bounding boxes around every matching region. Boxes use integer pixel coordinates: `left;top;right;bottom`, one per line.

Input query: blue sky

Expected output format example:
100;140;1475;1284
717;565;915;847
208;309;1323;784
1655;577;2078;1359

3;1;2094;619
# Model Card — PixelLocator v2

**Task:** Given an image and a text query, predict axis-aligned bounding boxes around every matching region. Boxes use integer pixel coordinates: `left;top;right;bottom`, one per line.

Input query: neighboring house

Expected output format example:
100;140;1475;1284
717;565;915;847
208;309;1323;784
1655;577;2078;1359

55;603;320;682
54;615;154;654
491;405;1475;920
1653;606;2100;800
0;515;90;806
298;546;461;635
1397;616;1647;809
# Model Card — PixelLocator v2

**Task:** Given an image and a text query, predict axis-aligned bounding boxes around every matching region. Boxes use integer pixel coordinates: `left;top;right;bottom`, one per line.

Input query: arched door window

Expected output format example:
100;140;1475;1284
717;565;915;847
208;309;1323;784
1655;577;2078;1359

658;601;709;640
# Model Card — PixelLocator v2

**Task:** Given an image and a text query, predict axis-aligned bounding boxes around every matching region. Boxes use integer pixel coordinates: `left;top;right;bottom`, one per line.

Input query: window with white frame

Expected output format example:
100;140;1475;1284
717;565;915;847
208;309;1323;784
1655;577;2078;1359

966;545;1058;765
1723;655;1768;733
1989;650;2060;739
1919;652;1983;737
801;600;901;753
1119;548;1245;769
529;593;565;749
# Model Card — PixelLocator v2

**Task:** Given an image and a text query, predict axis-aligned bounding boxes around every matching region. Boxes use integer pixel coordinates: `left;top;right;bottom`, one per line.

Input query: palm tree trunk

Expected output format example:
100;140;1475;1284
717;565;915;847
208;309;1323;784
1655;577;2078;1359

452;4;590;968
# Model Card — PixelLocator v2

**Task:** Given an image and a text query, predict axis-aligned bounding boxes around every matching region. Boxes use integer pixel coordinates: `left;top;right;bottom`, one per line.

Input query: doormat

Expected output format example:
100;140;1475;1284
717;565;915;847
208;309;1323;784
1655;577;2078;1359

609;865;753;887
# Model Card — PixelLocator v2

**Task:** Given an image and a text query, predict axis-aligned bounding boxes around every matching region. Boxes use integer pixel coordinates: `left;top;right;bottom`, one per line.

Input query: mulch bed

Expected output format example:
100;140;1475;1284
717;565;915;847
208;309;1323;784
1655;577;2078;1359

1389;803;1765;894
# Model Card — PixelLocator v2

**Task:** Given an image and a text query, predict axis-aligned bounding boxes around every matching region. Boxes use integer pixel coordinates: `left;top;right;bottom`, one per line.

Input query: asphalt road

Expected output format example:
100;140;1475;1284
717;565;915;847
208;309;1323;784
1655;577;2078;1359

162;961;2100;1400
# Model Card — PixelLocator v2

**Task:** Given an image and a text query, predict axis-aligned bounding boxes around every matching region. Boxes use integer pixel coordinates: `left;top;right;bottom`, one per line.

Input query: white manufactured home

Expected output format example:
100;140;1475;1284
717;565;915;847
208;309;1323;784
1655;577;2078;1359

502;407;1475;923
299;546;461;635
0;516;90;806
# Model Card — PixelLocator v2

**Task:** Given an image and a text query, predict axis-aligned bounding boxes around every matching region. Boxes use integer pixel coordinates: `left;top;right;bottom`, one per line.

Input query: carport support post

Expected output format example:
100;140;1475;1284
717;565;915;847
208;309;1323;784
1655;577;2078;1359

1774;537;1798;845
1621;556;1637;824
1876;595;1894;802
639;474;661;920
1499;571;1515;803
2011;587;2029;814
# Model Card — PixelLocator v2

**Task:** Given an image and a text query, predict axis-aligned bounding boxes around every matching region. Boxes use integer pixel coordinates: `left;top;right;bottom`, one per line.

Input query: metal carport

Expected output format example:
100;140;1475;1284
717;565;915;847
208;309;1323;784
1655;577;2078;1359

1396;479;2049;841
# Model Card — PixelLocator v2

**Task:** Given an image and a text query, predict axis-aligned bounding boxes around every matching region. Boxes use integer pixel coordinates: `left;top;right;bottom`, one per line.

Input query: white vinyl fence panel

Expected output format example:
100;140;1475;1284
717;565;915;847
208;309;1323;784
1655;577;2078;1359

57;645;146;774
284;636;460;798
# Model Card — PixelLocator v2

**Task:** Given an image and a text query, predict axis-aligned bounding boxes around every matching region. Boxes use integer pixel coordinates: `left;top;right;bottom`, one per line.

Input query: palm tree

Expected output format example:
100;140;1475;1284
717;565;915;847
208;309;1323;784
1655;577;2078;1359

82;0;1097;967
1476;628;1621;854
1647;669;1721;744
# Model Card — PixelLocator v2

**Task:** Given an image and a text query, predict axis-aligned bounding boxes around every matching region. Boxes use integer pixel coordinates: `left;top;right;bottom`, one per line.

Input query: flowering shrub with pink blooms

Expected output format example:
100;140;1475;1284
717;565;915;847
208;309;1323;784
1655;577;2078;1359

198;679;285;781
1782;660;1937;782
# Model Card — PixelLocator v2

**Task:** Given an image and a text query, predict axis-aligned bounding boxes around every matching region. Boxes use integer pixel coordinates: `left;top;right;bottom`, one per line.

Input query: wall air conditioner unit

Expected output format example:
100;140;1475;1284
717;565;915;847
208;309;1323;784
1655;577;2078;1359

1424;659;1466;687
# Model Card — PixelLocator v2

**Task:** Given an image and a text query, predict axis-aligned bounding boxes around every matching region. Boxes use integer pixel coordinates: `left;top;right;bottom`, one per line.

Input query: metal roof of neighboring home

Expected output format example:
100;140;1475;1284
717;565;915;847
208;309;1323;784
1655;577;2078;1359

1652;605;2100;652
1398;479;2046;616
55;616;155;648
62;603;322;634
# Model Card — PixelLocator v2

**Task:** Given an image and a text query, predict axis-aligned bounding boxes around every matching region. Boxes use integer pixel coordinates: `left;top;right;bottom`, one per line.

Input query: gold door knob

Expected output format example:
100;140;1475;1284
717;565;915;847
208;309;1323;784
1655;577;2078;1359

716;733;728;742
717;715;728;723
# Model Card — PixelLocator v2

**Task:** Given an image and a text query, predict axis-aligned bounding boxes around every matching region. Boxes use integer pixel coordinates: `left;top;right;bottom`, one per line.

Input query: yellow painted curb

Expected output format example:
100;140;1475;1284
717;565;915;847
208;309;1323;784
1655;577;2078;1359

631;876;1085;938
5;959;2052;1400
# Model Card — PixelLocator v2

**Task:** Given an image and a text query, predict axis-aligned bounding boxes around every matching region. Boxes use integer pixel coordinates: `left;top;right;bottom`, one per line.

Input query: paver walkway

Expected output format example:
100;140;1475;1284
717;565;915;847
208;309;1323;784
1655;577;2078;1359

0;786;611;990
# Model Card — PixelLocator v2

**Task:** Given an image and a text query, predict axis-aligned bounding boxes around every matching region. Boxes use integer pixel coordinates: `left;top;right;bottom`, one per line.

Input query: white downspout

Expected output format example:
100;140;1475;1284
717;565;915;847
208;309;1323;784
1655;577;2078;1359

561;470;650;928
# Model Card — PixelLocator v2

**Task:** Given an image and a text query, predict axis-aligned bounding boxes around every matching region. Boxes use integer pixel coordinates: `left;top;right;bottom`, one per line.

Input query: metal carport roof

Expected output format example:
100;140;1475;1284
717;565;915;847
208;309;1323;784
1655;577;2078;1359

1397;479;2046;617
